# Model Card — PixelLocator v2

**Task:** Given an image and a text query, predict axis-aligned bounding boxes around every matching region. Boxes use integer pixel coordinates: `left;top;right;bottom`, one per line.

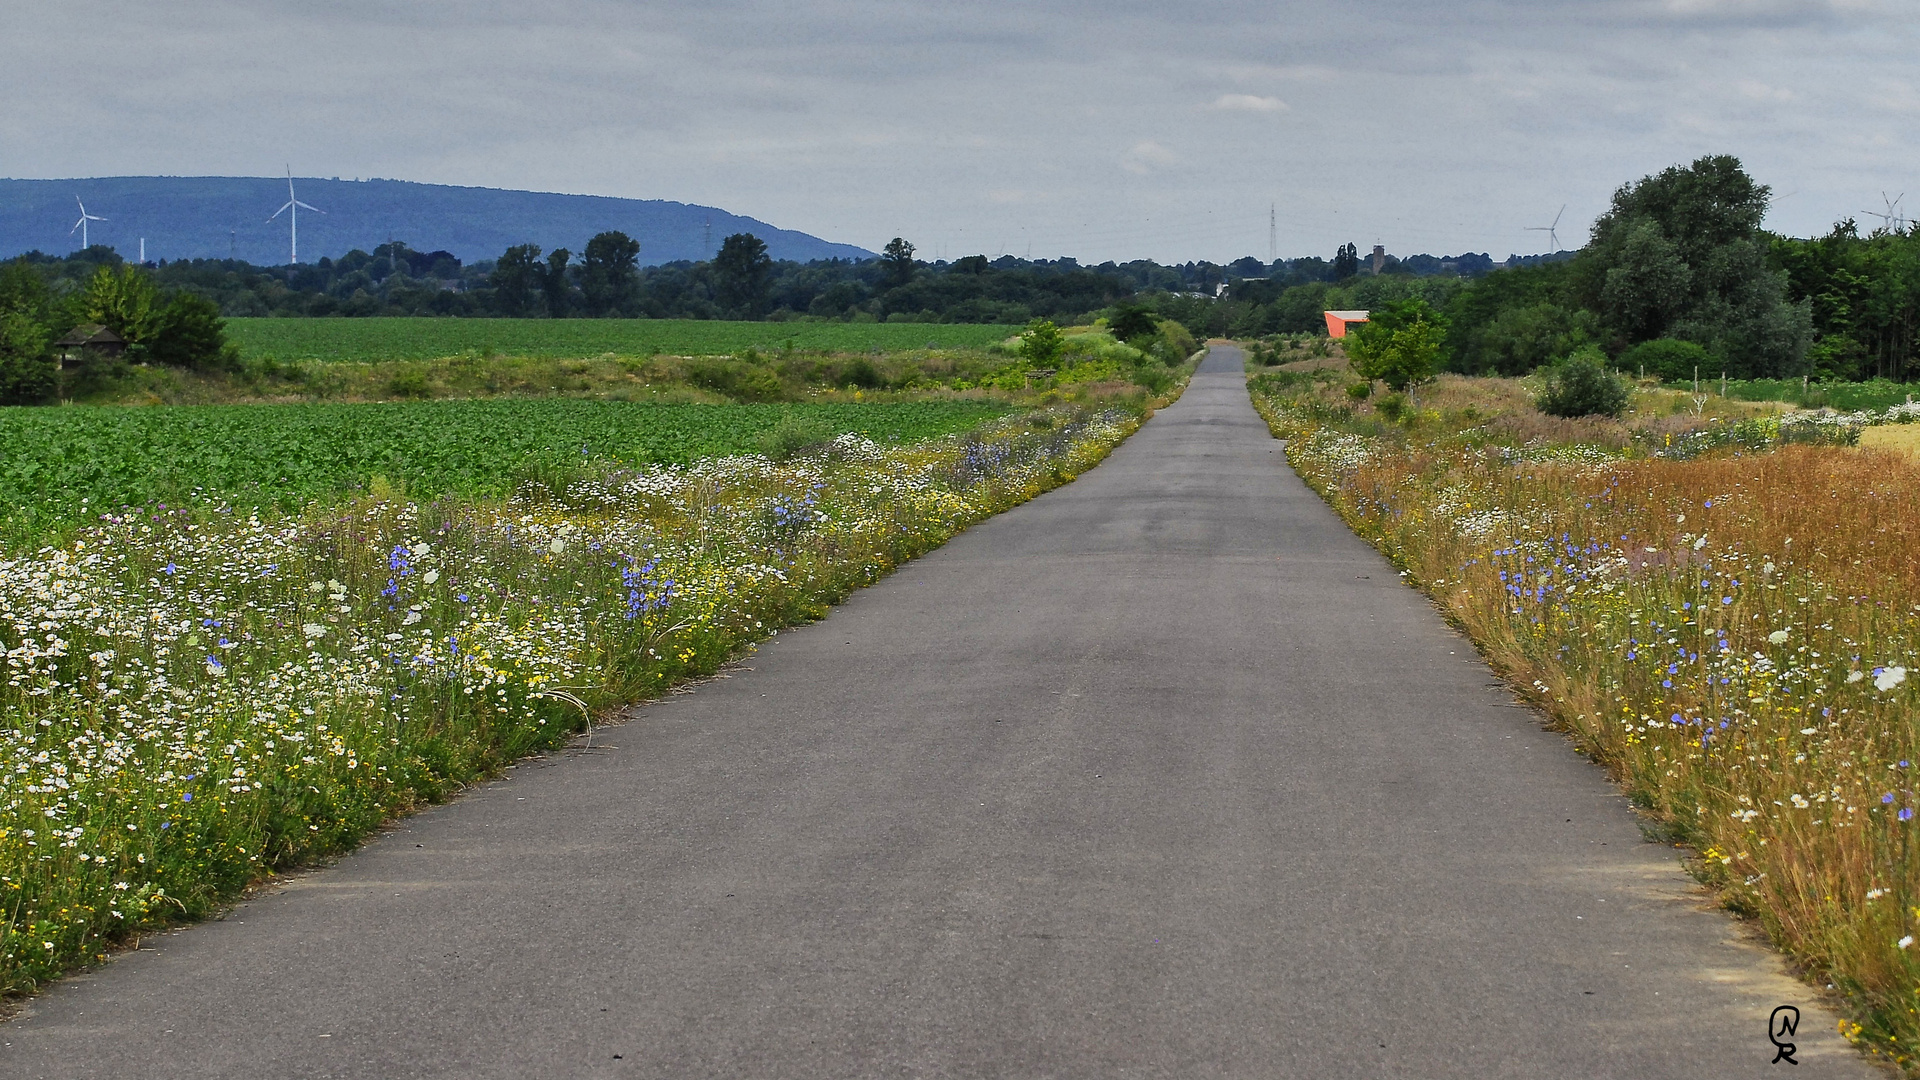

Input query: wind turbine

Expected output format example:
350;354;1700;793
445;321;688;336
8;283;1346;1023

1862;192;1910;233
266;168;324;264
1524;204;1567;252
70;196;106;250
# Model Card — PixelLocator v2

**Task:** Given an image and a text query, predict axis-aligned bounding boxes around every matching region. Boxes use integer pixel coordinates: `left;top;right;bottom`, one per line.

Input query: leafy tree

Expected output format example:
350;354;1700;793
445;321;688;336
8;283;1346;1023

543;249;574;317
1441;261;1574;374
1333;243;1360;280
881;238;916;289
1471;302;1594;376
1537;346;1630;417
582;231;640;316
74;264;159;349
1346;298;1445;391
1575;155;1810;377
712;233;772;313
1108;302;1159;342
0;310;54;404
490;244;545;316
1018;319;1064;367
148;292;234;370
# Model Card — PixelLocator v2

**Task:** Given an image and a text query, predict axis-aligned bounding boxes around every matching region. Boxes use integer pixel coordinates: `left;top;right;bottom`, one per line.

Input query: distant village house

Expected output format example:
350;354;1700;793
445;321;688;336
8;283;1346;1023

53;324;126;365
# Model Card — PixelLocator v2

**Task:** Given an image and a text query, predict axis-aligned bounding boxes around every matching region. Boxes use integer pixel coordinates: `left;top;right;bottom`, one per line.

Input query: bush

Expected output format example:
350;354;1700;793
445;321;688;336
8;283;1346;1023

1019;319;1064;367
843;356;882;389
1346;381;1373;400
1156;319;1197;365
755;413;835;459
1538;347;1630;418
1620;337;1711;384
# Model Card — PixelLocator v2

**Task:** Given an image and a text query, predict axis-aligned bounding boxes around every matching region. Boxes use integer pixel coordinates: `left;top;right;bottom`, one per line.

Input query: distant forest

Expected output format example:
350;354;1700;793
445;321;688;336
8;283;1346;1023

3;234;1499;328
7;154;1920;392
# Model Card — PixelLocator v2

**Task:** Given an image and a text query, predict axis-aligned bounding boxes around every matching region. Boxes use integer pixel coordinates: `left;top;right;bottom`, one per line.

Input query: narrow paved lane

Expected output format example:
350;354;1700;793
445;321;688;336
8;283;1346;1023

4;348;1876;1077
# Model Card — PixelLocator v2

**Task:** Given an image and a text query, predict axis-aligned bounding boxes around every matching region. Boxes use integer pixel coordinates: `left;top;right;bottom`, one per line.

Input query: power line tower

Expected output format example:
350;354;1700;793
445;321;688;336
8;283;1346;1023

703;217;712;257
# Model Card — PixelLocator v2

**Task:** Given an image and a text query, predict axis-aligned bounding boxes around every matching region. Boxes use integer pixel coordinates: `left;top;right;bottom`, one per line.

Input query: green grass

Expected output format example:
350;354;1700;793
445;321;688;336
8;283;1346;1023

0;399;1012;539
227;318;1021;363
1690;378;1920;412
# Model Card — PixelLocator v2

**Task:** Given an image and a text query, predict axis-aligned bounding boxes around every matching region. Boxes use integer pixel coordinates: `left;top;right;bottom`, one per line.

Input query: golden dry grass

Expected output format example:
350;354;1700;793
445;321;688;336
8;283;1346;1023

1862;425;1920;458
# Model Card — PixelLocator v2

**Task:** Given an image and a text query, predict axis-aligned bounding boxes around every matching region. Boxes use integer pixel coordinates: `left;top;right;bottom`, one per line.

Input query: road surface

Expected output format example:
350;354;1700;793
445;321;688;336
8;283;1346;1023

1;347;1877;1077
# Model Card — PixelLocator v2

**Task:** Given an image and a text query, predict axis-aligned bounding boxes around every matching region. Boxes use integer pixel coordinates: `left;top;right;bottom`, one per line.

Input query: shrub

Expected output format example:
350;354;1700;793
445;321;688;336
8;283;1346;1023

1620;337;1711;384
843;356;882;389
1375;392;1408;423
1157;319;1197;365
1019;319;1064;367
1537;347;1630;418
755;413;835;459
1346;381;1373;401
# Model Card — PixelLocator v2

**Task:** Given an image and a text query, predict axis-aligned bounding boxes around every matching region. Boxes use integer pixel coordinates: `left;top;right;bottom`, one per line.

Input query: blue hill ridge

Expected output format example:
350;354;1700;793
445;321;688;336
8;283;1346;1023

0;176;874;267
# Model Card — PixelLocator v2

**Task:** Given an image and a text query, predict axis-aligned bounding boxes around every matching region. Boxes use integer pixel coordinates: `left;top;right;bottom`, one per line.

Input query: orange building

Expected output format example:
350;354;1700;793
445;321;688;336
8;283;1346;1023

1323;310;1369;338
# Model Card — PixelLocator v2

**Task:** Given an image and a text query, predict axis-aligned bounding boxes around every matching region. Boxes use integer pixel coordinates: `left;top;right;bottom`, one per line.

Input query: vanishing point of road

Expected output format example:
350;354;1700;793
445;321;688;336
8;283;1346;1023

2;348;1881;1078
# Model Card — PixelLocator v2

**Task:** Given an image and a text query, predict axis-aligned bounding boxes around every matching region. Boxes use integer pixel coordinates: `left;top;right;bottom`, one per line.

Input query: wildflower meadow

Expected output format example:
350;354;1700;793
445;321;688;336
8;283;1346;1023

1251;368;1920;1066
0;403;1141;995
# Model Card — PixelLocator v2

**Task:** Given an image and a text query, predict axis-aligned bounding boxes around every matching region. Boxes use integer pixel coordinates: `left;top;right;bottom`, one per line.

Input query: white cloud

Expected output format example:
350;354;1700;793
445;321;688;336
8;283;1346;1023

1120;141;1179;175
1209;94;1289;112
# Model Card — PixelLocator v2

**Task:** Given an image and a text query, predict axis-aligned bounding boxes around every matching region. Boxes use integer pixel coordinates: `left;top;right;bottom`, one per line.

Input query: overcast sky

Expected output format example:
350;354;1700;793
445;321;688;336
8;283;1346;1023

4;0;1915;264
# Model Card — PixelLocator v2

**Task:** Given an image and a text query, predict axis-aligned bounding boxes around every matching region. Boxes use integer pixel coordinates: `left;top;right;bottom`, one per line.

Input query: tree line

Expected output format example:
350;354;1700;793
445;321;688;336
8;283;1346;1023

4;231;1497;332
1230;156;1920;384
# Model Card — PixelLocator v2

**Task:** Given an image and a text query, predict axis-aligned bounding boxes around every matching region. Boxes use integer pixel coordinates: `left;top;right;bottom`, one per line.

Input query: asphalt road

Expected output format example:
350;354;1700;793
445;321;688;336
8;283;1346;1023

2;347;1881;1078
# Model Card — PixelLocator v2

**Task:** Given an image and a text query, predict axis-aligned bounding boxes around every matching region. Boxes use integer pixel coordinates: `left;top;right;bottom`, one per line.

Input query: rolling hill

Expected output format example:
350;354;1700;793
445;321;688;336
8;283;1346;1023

0;176;874;267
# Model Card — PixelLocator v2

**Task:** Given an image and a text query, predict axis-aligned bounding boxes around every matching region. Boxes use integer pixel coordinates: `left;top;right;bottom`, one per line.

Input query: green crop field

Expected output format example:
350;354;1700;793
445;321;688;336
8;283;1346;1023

0;399;1012;536
227;318;1021;363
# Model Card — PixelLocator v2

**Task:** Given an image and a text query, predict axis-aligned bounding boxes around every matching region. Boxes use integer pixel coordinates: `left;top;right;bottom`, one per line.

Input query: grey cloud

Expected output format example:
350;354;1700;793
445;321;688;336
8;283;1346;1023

2;0;1914;263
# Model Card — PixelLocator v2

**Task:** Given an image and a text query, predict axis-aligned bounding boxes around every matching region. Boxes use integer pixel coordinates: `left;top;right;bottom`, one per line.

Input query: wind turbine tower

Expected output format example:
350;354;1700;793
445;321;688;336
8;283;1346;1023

267;168;325;264
69;196;106;250
1269;203;1277;263
1525;204;1567;253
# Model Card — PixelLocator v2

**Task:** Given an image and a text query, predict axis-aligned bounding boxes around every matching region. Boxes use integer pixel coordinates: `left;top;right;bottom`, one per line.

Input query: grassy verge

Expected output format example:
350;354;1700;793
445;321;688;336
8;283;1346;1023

1249;368;1920;1071
0;387;1188;997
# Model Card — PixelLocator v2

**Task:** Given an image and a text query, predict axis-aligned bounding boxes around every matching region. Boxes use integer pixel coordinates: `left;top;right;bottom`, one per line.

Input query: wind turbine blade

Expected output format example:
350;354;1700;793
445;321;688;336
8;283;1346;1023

70;218;84;235
1552;204;1566;228
267;201;294;222
294;201;324;213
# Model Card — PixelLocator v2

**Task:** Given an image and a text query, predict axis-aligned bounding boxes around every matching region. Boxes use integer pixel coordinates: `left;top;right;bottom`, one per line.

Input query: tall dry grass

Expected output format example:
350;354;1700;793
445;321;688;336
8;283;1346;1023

1254;375;1920;1069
